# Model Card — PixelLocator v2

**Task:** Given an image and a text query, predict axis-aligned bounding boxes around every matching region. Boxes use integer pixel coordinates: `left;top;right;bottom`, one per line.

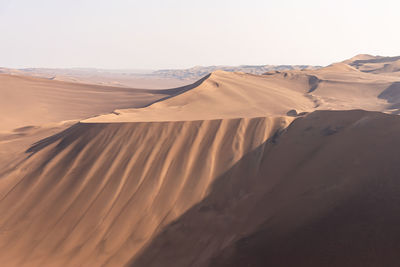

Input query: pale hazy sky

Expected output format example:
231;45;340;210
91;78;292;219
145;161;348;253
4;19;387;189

1;0;399;69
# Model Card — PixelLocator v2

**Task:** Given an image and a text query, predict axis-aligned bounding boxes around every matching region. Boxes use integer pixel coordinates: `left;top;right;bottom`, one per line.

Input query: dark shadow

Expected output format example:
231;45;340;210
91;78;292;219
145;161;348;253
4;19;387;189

378;82;400;107
350;56;400;67
13;125;39;133
25;123;108;157
24;73;213;156
127;127;280;267
307;75;322;93
140;73;211;108
128;110;400;267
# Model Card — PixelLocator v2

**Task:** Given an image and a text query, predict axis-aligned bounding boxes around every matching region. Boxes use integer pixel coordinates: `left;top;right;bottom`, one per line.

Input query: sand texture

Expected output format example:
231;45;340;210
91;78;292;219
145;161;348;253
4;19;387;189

1;55;400;266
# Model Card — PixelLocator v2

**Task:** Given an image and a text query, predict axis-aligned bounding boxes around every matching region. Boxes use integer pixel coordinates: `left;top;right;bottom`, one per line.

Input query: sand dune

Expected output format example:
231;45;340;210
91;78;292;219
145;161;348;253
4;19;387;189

84;70;316;122
85;65;400;123
132;110;400;267
2;58;399;131
0;116;291;266
0;74;187;132
1;55;400;266
0;64;320;89
0;67;193;89
344;54;400;76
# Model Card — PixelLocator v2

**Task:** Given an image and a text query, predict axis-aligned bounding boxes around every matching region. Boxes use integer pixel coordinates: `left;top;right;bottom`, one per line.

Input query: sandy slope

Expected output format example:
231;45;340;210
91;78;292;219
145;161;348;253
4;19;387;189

0;67;193;89
2;56;399;130
0;65;320;89
84;70;316;122
132;110;400;267
0;116;291;267
1;55;400;266
345;55;400;75
85;65;400;123
0;74;186;132
2;110;400;267
0;121;76;179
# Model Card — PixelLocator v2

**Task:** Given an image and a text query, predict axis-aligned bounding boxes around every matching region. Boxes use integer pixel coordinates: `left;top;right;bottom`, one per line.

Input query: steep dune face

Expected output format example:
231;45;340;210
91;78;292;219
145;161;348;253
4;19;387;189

0;73;198;183
132;110;400;267
0;116;291;267
2;55;400;267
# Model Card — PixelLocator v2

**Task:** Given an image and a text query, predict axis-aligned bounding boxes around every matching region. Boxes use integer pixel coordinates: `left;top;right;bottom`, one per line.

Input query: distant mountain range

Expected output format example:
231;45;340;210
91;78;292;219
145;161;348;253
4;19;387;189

150;65;321;80
5;54;400;88
0;64;321;86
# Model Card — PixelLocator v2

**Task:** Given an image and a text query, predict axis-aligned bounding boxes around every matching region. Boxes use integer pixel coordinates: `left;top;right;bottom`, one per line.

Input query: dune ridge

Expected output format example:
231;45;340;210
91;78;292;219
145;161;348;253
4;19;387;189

0;116;291;266
132;110;400;267
1;55;400;266
344;54;400;75
0;73;197;132
84;64;400;124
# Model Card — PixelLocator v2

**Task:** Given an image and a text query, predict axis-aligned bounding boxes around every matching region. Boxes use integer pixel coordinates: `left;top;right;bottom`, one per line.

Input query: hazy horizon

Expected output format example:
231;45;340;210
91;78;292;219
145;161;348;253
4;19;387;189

2;1;400;266
1;0;399;69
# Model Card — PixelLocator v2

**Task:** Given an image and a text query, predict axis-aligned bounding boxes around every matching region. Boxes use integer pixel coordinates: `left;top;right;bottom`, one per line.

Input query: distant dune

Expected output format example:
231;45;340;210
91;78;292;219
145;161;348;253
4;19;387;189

0;74;192;132
344;54;400;75
0;67;192;89
151;64;321;80
1;56;400;266
86;63;400;123
0;64;320;89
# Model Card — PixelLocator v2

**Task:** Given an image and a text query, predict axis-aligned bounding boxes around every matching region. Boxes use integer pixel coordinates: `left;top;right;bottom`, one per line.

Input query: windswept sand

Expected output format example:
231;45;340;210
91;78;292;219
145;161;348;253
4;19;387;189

1;55;400;266
0;116;291;266
85;63;400;123
132;110;400;267
0;74;188;132
84;70;316;122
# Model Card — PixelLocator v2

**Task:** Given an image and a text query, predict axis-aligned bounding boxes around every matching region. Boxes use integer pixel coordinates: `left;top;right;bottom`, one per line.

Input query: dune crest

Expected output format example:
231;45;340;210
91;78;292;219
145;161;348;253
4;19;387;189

85;63;400;123
0;116;291;266
0;74;189;132
2;55;400;266
131;110;400;267
84;70;315;123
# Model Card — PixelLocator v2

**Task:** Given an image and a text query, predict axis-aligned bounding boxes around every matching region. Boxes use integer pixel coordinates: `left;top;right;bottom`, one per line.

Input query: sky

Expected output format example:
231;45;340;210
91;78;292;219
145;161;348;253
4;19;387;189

0;0;399;69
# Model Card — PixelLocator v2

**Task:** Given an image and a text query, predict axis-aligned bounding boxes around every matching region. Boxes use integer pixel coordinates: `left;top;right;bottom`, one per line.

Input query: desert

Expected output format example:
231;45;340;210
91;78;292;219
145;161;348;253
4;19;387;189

1;55;400;266
2;1;400;266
